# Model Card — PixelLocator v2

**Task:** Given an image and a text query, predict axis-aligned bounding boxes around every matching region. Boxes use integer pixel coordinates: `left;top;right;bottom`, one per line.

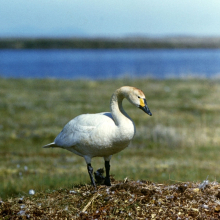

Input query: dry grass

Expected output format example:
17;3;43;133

1;178;220;219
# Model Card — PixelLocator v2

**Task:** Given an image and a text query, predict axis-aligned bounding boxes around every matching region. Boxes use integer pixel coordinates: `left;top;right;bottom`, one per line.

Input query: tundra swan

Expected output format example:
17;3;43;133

43;86;152;187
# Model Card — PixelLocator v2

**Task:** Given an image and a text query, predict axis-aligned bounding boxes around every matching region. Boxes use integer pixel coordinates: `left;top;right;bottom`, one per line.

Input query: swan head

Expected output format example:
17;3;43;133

121;86;152;116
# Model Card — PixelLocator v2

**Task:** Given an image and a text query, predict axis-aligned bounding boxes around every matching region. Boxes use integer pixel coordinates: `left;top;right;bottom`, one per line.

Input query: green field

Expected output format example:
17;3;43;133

1;78;220;200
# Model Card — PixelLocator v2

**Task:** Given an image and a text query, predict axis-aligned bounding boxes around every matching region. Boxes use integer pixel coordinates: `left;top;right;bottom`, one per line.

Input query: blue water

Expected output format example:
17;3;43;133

0;49;220;80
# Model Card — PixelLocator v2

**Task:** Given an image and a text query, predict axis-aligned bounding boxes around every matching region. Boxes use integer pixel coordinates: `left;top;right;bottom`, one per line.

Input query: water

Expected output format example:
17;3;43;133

0;49;220;80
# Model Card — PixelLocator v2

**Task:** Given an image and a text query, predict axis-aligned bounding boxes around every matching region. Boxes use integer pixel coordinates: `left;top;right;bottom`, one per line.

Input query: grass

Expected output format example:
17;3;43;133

0;77;220;201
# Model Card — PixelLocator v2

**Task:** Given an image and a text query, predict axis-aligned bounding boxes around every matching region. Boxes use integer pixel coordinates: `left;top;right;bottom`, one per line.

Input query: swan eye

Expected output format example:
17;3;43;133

138;96;140;98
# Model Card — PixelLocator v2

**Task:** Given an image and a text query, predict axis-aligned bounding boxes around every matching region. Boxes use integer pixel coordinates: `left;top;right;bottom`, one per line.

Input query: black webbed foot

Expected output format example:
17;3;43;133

94;168;105;184
104;177;111;186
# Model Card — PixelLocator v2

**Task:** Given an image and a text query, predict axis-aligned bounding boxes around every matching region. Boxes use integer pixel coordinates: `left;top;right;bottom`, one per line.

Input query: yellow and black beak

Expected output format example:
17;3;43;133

139;98;152;116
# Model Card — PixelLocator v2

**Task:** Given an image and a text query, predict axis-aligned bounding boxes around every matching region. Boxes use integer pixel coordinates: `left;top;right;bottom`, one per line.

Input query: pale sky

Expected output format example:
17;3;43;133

1;0;220;37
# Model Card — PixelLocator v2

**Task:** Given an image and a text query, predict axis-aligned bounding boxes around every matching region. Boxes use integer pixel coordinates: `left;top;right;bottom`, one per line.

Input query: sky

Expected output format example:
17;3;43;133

1;0;220;38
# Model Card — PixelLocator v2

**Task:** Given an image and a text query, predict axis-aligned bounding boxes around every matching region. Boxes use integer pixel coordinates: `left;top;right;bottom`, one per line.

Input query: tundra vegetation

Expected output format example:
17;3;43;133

1;78;220;218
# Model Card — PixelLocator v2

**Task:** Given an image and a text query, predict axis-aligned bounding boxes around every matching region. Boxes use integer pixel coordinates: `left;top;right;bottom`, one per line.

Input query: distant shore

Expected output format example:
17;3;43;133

1;36;220;49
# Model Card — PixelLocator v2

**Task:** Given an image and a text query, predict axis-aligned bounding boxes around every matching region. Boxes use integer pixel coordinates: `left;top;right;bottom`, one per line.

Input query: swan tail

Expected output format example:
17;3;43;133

42;142;57;148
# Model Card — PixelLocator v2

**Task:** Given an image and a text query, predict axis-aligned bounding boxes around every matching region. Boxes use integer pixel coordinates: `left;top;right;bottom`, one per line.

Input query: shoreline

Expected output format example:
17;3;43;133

1;36;220;49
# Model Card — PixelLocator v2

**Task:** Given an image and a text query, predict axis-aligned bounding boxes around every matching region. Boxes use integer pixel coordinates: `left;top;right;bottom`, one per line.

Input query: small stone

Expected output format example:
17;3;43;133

29;189;35;195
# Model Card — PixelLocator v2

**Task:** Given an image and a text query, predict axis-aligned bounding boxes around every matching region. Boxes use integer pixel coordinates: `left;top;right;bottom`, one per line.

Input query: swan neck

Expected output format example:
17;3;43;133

110;89;130;125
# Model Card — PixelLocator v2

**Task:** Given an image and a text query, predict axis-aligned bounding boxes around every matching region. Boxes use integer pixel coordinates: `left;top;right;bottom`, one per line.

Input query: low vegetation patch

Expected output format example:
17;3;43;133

1;178;220;219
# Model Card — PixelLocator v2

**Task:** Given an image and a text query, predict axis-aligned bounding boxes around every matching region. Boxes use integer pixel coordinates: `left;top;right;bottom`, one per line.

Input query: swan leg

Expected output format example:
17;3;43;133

84;156;96;188
104;161;111;186
87;163;96;188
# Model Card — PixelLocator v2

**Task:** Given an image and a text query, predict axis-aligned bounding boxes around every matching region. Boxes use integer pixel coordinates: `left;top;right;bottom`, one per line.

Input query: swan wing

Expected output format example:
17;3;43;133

54;113;115;147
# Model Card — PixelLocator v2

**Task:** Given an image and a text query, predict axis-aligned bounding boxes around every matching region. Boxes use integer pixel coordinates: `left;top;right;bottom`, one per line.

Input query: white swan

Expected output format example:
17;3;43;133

43;86;152;187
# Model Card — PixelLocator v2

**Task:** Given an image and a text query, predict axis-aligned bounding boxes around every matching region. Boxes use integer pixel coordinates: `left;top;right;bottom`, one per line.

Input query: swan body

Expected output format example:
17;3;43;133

43;86;152;187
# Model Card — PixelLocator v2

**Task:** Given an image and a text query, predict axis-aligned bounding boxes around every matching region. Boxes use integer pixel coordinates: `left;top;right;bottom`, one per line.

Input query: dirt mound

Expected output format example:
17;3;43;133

1;179;220;219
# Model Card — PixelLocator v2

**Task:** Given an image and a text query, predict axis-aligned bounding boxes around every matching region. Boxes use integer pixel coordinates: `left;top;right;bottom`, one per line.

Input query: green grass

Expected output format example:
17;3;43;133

1;78;220;200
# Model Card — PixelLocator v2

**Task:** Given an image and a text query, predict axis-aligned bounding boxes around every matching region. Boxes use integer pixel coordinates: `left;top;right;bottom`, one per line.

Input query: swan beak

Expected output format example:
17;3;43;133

139;99;152;116
140;105;152;116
